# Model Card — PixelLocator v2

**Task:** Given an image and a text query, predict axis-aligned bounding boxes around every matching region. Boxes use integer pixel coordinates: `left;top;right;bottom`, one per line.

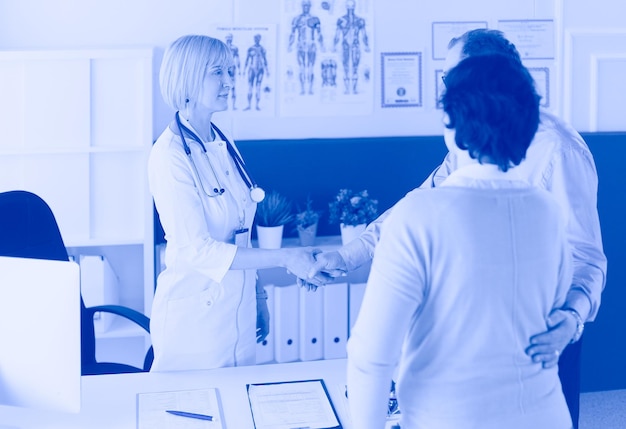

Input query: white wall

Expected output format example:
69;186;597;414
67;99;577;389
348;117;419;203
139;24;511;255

1;0;624;139
558;0;626;132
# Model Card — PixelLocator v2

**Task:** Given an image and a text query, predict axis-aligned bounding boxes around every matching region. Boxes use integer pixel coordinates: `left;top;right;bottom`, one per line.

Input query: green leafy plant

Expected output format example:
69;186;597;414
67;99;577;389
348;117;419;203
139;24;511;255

294;195;321;229
255;190;294;227
329;188;378;226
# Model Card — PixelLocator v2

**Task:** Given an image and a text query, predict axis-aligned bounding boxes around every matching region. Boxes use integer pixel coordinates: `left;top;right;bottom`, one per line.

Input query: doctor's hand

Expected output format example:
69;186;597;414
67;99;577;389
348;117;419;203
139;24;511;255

283;248;329;287
256;296;270;343
307;250;348;279
525;308;578;368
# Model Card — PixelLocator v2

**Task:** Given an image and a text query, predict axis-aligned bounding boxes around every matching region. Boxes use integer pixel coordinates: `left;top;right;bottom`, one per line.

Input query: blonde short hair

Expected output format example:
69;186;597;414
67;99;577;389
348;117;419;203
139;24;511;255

159;35;233;111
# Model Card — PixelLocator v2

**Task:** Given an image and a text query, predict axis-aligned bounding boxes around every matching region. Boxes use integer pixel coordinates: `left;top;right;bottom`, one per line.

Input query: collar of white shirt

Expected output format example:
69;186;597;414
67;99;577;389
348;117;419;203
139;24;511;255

441;162;532;189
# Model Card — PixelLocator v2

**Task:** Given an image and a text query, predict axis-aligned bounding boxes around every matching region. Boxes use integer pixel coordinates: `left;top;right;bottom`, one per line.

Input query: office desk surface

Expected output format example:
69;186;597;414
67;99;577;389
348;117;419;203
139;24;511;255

0;358;350;429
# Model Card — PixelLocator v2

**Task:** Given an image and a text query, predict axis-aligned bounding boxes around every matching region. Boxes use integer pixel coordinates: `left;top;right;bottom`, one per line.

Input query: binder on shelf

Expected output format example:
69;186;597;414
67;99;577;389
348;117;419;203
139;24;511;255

79;254;120;334
299;285;324;361
273;283;300;363
256;284;275;364
323;282;349;359
348;282;367;337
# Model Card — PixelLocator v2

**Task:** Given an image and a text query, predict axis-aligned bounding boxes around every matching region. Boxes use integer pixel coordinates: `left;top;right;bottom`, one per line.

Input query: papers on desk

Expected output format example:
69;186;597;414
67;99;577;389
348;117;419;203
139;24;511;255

247;379;342;429
137;388;224;429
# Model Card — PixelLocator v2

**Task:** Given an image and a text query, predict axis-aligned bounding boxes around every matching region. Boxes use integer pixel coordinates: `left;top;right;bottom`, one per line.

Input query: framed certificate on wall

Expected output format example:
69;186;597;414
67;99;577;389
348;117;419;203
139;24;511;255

432;21;488;60
381;52;422;108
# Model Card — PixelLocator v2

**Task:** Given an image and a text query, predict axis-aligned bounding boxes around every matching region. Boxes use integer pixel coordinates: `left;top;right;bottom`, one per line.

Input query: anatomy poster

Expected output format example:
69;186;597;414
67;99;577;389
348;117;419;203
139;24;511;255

279;0;374;117
212;25;277;117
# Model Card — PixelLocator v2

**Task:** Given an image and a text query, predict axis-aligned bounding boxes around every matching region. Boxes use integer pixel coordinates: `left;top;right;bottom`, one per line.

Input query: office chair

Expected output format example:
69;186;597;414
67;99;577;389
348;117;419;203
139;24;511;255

0;190;154;375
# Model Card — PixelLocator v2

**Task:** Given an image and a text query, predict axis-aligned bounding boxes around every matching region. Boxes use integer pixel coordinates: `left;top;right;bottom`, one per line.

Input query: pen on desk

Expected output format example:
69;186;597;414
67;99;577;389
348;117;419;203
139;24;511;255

165;410;214;421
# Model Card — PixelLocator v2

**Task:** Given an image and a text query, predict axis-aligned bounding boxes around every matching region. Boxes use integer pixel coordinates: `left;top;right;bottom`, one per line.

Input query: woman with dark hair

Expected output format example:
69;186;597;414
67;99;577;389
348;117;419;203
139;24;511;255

346;54;573;429
441;54;540;172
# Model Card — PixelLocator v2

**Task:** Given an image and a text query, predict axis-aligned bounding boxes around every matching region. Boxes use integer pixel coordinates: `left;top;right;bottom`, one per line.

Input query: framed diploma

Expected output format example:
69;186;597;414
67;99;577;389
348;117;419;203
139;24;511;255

435;69;445;109
528;66;550;107
432;21;488;60
498;20;555;59
381;52;422;108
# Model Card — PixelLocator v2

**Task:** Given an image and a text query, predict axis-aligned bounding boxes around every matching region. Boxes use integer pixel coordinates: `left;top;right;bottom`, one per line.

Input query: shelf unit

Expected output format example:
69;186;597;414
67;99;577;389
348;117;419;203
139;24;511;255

0;48;155;366
254;236;372;365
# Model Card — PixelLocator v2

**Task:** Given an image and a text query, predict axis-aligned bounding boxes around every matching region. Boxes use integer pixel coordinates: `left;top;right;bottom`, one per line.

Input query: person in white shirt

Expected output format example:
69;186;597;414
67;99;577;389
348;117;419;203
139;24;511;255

347;53;573;429
311;29;606;427
148;35;323;372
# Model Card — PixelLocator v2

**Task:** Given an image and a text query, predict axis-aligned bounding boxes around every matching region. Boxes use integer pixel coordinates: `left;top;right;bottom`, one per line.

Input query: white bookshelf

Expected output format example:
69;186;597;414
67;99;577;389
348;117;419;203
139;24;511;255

0;48;155;360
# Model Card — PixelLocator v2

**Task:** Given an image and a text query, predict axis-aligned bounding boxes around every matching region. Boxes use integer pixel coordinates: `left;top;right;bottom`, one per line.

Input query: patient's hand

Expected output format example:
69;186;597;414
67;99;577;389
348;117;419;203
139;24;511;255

525;308;578;368
295;250;349;292
308;250;348;279
283;247;329;287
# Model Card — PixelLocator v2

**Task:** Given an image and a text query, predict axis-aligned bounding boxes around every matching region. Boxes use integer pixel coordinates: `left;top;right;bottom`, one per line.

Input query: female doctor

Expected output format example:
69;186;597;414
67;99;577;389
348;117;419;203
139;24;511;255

148;34;322;371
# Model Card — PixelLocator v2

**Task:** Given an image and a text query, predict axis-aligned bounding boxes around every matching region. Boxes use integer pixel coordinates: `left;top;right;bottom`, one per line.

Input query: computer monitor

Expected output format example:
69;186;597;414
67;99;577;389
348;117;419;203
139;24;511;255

0;256;81;413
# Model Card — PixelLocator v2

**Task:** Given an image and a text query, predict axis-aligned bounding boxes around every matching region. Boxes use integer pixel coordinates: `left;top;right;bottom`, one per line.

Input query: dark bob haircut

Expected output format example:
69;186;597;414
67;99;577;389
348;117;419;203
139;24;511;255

440;54;540;172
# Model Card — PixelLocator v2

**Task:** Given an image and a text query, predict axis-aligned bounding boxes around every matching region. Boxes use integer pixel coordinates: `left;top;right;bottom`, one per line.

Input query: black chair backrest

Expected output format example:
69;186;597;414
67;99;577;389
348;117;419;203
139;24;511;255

0;190;68;261
0;190;98;369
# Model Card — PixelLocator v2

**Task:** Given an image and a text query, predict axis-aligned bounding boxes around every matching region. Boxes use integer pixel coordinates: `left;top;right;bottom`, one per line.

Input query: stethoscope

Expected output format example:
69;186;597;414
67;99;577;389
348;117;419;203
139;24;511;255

175;111;265;203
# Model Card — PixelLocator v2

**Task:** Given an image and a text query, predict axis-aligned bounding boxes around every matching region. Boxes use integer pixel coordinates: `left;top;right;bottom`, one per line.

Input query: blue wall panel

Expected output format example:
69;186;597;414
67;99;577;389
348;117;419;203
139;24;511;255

237;132;626;393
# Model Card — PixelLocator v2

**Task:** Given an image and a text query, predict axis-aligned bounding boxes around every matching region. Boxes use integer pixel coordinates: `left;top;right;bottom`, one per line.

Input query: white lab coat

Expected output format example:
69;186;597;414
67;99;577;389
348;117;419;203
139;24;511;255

148;124;257;371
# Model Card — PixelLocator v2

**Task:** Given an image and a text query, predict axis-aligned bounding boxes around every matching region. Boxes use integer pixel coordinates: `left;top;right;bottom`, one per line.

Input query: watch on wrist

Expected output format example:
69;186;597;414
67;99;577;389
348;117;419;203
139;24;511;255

565;308;584;343
256;289;268;300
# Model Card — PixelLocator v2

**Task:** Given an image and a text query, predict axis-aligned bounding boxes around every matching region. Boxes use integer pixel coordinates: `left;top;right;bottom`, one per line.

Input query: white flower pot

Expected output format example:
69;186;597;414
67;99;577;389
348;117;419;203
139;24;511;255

256;225;284;249
297;222;318;247
340;223;366;245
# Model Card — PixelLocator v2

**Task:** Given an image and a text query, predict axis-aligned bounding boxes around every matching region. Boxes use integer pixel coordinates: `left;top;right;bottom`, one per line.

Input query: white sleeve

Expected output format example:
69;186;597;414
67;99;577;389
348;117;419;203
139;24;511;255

547;121;606;322
347;197;426;429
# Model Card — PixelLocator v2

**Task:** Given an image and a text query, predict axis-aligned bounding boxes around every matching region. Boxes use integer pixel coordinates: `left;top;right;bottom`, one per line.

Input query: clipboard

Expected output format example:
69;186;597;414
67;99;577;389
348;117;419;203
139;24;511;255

246;379;342;429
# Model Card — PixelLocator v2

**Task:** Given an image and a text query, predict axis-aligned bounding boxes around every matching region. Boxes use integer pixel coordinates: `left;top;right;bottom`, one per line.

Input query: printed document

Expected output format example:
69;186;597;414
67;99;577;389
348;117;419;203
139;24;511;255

137;388;224;429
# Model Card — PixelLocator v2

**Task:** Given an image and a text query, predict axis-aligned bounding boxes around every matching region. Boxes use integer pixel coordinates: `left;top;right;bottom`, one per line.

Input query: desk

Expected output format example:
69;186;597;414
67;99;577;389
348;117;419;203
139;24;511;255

0;359;351;429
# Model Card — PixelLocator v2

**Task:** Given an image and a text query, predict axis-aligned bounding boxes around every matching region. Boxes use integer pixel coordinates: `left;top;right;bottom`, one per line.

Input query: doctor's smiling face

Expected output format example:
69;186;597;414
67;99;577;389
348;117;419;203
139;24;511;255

195;64;234;114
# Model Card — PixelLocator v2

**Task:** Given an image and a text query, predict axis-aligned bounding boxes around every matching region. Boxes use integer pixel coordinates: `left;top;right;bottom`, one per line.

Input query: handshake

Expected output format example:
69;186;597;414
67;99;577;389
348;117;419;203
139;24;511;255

284;248;349;292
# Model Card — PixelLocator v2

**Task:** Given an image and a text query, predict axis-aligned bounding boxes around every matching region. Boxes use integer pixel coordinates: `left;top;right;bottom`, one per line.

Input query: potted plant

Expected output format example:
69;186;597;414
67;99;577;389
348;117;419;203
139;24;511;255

328;188;378;245
255;190;293;249
294;196;321;246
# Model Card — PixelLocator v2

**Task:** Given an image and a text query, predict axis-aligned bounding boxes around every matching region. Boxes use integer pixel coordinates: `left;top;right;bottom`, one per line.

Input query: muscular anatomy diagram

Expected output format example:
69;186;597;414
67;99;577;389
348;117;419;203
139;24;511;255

288;0;324;95
321;58;337;87
333;0;370;94
243;34;269;111
224;34;241;110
